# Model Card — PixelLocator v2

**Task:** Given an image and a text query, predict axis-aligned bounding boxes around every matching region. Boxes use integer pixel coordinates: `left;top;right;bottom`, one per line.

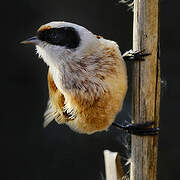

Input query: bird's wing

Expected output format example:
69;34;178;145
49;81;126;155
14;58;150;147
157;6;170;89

43;99;59;127
43;70;75;127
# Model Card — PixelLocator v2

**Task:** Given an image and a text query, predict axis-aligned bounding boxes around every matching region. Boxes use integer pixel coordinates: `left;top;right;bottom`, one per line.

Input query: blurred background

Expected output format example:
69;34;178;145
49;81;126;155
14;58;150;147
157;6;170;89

1;0;179;179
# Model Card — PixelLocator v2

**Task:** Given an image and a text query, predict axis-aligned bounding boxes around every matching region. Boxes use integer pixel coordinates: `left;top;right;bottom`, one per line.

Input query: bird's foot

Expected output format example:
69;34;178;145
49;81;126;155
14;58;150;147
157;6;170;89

122;49;151;62
112;121;159;136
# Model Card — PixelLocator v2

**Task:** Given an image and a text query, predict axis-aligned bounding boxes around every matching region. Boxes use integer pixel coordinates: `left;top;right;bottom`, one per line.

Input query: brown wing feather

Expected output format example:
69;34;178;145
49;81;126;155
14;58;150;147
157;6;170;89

43;70;74;127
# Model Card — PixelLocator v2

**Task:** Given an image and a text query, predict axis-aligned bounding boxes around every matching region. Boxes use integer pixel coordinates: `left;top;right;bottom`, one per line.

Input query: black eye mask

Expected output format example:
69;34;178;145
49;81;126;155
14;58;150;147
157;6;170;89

37;27;81;49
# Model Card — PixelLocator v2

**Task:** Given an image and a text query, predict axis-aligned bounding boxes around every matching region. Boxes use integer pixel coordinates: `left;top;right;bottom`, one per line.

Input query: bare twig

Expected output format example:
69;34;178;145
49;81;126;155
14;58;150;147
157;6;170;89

104;150;127;180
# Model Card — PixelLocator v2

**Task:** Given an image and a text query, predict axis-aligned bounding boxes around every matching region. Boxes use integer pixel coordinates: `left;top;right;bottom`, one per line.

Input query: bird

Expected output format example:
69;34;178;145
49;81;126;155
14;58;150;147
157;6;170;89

21;21;159;135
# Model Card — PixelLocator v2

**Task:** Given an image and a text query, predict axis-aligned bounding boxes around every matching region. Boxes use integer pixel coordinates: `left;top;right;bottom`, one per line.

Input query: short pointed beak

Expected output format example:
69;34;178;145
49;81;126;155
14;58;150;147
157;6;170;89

20;36;40;45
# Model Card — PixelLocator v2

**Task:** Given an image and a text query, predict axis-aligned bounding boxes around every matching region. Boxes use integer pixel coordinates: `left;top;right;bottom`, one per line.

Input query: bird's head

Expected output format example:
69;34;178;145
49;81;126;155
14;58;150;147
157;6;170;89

21;21;100;67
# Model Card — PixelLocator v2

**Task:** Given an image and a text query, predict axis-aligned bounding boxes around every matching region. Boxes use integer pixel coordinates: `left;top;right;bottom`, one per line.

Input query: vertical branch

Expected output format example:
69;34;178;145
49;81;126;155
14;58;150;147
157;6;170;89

130;0;160;180
104;150;126;180
104;150;118;180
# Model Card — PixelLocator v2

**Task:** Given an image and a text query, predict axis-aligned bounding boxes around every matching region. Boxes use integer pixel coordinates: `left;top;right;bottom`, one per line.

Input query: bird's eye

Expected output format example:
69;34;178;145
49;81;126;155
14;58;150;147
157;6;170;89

37;27;80;49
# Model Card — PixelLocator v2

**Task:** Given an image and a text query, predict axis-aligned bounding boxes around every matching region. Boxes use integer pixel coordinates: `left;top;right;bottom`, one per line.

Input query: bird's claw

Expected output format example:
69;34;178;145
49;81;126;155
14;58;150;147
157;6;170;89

112;121;159;136
122;49;151;62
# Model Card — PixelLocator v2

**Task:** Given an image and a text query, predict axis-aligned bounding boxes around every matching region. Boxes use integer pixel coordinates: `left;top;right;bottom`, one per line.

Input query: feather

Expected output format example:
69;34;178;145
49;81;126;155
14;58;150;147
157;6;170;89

43;100;57;127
